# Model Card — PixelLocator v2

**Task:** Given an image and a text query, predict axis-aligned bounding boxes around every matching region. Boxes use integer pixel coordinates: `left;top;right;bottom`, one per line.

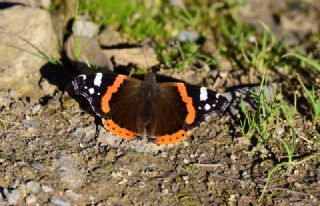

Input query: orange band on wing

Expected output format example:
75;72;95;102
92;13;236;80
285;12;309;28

175;83;196;124
101;75;127;113
156;130;187;145
102;119;136;140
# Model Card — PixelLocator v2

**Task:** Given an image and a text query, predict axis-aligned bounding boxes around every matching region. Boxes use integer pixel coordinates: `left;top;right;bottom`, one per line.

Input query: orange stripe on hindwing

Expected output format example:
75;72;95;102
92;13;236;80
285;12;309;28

175;83;196;124
102;119;136;140
156;130;187;144
101;75;127;113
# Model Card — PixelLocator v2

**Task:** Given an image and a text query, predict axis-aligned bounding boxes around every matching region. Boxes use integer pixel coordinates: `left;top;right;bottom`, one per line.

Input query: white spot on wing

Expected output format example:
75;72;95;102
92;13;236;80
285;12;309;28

94;73;103;87
200;87;208;101
84;86;88;89
198;106;201;110
89;88;95;94
204;103;211;111
79;74;86;80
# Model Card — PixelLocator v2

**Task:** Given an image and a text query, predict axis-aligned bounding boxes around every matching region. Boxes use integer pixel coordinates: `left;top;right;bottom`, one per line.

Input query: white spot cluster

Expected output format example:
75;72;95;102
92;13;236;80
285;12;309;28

200;87;208;101
89;88;95;94
204;103;211;111
94;73;103;87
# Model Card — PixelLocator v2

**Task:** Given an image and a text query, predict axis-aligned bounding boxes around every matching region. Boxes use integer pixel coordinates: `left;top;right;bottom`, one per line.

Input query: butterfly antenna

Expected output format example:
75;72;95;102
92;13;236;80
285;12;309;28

139;39;151;74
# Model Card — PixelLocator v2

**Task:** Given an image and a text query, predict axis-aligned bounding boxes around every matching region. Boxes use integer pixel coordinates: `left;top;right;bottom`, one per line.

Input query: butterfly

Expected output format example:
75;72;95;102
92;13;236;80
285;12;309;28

72;71;229;144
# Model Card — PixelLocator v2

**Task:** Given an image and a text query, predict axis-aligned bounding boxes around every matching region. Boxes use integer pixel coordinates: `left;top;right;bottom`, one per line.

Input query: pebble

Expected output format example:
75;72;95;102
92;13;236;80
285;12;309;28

42;185;53;193
50;196;70;206
31;104;42;114
25;194;37;205
178;30;199;42
65;189;82;201
22;119;39;127
72;19;99;37
8;89;16;98
169;0;184;7
134;144;149;153
31;163;44;171
56;156;85;189
4;188;21;205
26;180;40;194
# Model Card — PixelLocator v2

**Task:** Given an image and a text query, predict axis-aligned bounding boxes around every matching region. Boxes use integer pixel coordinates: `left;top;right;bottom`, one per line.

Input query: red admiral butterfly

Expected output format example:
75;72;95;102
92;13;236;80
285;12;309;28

72;71;229;144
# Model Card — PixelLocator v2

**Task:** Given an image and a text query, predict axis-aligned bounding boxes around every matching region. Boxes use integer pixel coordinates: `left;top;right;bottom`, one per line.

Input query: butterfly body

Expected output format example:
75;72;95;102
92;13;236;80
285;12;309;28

72;72;229;144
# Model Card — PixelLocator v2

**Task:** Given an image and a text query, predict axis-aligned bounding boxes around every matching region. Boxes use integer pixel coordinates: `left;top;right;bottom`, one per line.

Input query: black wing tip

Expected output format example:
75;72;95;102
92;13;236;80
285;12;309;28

71;74;88;93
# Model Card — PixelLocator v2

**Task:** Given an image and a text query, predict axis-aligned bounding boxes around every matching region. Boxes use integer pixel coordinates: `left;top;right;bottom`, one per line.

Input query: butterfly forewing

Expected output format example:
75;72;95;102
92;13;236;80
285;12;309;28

148;84;188;136
72;72;120;117
106;79;145;134
185;84;229;126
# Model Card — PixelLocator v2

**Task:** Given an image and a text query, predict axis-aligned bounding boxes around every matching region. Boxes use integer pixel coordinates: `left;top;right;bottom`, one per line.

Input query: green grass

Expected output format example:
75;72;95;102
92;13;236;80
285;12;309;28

259;152;319;202
283;53;320;73
297;74;320;121
240;73;279;143
282;53;320;121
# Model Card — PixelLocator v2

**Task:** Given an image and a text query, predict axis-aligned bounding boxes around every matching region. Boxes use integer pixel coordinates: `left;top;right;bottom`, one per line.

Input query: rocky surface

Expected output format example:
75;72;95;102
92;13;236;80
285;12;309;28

0;1;319;205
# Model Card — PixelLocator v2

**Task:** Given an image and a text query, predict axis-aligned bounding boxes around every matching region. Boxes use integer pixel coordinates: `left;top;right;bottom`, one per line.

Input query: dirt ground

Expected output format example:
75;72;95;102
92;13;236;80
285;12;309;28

0;0;319;205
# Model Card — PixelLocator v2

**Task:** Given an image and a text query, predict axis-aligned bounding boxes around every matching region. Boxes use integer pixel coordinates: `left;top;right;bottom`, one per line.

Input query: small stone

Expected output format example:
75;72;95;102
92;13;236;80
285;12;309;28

56;156;85;189
72;19;99;37
65;189;82;201
118;178;128;185
31;163;44;171
4;188;21;205
103;47;159;68
178;30;199;42
168;0;184;7
42;185;53;193
230;154;237;161
50;196;70;206
8;89;16;98
277;127;285;135
134;144;149;153
25;194;37;205
26;180;40;194
162;189;169;195
31;104;42;114
22;119;39;127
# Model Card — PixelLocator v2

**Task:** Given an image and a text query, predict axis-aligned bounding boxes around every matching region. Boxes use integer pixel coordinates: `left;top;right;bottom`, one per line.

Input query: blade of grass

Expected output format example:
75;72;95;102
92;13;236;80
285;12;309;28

282;53;320;73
